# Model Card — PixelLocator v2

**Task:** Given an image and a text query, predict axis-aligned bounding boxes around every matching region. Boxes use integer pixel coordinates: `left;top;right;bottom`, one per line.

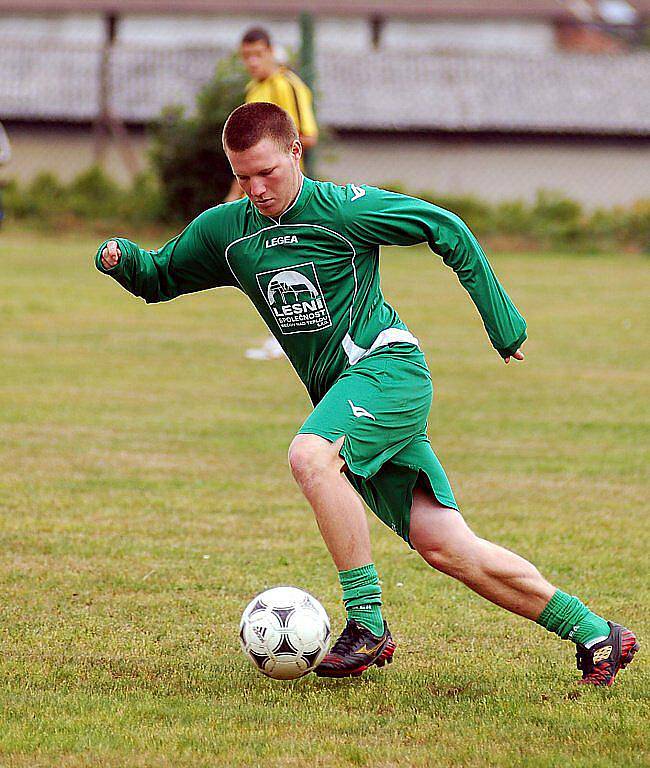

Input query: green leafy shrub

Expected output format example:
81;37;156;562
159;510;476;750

117;172;166;226
588;206;629;251
493;200;535;236
18;172;68;222
2;163;648;253
417;189;494;234
623;199;650;253
149;55;248;222
67;166;121;219
558;194;650;253
3;167;165;228
530;190;585;248
2;179;25;218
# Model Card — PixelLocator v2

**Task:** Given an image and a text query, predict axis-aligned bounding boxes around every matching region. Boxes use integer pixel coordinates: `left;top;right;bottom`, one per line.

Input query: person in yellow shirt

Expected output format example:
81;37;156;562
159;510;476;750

242;27;318;150
226;27;319;359
224;26;318;204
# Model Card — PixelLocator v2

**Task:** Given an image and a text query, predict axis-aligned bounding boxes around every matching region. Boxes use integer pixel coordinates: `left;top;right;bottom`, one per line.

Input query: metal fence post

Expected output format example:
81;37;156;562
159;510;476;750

94;12;139;177
299;12;316;178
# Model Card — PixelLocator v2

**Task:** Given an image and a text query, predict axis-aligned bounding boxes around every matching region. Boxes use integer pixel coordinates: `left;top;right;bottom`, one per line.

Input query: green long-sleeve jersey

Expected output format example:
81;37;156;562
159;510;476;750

96;177;526;403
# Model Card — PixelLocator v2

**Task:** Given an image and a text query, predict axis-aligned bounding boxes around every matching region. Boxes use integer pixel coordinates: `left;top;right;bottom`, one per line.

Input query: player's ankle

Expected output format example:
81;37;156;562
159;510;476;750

347;606;384;637
536;589;610;645
339;563;384;636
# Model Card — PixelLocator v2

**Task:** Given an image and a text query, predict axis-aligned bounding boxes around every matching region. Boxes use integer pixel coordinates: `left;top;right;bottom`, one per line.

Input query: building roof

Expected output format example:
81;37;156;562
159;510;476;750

2;42;649;136
2;0;649;20
320;49;650;135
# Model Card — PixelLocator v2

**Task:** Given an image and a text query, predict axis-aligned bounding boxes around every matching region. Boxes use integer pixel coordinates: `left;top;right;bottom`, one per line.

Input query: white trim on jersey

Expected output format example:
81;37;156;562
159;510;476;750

342;328;420;366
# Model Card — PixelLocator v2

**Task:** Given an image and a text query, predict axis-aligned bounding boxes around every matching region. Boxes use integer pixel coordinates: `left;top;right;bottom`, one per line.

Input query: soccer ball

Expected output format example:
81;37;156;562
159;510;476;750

239;586;331;680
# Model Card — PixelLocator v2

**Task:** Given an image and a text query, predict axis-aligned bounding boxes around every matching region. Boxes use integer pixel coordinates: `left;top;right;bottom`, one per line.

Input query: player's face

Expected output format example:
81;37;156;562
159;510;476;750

240;41;276;80
227;137;303;218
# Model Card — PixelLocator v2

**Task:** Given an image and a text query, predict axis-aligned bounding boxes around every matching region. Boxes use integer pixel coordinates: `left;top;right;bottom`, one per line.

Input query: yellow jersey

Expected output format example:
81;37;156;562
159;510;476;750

245;67;318;140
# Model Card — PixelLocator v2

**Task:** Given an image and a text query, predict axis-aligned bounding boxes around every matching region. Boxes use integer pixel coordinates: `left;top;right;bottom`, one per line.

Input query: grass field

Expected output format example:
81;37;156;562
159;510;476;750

1;225;648;767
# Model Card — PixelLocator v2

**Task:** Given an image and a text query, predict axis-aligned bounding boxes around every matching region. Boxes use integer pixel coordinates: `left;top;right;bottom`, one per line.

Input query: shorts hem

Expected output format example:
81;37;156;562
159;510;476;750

295;429;460;549
296;428;374;479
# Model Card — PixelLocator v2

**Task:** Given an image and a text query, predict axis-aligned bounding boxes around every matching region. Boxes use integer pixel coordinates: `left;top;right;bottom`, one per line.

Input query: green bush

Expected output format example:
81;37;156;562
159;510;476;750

16;172;69;222
2;179;25;218
3;167;165;229
493;200;535;237
2;163;648;254
588;206;626;251
117;172;166;226
418;189;494;234
530;190;585;248
66;166;121;219
624;200;650;253
149;55;248;221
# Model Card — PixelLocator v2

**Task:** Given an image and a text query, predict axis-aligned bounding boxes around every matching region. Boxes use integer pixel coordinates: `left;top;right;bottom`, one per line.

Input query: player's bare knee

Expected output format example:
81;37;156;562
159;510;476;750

287;435;317;482
288;434;341;487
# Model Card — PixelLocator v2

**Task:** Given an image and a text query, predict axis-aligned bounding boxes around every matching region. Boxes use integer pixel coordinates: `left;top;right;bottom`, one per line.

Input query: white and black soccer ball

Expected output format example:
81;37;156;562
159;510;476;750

239;586;331;680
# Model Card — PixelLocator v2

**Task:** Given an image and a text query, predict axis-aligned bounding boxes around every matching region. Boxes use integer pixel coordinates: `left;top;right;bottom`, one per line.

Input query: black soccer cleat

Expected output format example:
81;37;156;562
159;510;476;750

575;622;639;687
315;619;396;678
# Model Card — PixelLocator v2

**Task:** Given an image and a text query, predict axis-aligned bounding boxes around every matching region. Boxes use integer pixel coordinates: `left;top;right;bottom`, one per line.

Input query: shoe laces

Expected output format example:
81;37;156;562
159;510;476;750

576;643;614;680
330;620;364;656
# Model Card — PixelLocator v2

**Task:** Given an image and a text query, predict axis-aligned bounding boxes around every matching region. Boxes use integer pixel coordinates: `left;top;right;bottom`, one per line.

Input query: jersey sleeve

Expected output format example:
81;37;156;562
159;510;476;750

94;206;237;303
341;186;527;358
284;72;318;138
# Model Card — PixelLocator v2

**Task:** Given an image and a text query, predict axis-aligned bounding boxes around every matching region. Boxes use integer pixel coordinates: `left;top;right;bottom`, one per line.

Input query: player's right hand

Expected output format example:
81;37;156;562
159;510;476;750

100;240;121;270
504;349;525;364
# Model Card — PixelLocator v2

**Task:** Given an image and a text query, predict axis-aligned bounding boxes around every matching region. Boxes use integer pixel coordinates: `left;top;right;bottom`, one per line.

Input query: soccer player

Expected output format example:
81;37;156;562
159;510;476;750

96;103;638;685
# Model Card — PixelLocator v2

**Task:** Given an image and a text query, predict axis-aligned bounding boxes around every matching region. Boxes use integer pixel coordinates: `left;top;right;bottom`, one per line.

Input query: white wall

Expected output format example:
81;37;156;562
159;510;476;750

118;14;372;52
319;135;650;208
0;14;556;53
0;13;104;43
117;14;299;49
3;125;648;209
382;20;556;53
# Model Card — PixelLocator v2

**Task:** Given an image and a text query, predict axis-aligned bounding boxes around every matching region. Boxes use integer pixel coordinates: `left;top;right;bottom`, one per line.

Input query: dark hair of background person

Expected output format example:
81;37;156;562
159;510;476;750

241;27;272;47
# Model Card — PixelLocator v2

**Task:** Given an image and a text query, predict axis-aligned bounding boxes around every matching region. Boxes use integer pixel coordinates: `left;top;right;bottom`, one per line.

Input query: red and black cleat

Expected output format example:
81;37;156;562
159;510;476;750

576;622;639;687
315;619;396;678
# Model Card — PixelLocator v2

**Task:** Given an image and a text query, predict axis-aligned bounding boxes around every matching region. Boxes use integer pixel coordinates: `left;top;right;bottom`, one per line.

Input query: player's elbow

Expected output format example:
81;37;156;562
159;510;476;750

442;209;473;238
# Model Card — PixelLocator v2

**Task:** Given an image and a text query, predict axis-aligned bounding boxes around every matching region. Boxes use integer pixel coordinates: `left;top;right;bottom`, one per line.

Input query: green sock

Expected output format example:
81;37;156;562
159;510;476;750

339;563;384;637
536;589;610;647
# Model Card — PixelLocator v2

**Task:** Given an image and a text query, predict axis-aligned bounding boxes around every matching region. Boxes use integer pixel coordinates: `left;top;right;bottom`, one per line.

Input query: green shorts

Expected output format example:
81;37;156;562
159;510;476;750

298;343;458;545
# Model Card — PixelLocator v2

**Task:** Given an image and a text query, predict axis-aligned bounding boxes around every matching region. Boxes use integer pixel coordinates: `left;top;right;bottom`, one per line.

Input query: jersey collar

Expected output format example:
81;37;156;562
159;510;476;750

254;176;315;226
277;176;315;224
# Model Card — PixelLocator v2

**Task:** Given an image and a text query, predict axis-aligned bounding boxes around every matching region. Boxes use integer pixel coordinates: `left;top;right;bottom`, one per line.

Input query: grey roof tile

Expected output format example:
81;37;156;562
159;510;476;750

1;41;648;135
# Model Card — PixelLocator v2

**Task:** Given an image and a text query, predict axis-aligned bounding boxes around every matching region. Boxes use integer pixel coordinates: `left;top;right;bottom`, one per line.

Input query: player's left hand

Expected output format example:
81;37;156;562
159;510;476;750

100;240;122;270
504;349;525;364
